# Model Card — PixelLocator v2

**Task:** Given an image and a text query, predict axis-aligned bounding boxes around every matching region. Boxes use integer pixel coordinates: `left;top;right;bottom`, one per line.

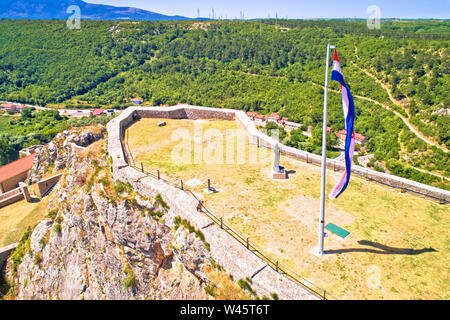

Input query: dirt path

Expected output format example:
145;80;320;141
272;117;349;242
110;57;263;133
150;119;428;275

233;66;447;152
312;80;448;154
412;166;450;181
354;64;409;113
354;65;447;152
353;48;448;153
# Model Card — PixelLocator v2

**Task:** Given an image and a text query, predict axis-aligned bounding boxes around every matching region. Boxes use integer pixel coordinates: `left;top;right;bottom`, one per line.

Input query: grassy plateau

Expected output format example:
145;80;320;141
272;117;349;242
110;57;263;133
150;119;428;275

125;118;449;300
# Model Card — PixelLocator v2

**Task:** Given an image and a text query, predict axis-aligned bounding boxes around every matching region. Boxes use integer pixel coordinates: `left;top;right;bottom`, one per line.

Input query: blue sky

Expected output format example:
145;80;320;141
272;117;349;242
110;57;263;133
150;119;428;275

86;0;450;19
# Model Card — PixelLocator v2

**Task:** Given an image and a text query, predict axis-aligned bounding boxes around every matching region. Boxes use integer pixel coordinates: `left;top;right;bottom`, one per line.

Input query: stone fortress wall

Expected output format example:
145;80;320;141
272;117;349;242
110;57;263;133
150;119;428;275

108;105;325;300
112;104;449;203
107;105;450;300
0;243;18;272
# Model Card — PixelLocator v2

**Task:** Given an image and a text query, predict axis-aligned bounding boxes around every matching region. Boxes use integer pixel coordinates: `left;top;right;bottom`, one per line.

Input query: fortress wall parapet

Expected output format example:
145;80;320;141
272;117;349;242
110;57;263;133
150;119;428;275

0;243;18;271
106;105;449;299
109;104;449;208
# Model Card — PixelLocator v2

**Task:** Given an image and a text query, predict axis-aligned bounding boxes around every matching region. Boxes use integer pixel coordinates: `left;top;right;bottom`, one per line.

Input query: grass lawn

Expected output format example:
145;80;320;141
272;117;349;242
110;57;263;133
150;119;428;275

126;118;450;300
0;197;50;247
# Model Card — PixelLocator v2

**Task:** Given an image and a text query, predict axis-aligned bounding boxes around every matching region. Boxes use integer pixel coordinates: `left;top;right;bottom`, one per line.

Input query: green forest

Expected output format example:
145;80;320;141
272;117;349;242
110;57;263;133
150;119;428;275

0;109;114;165
0;19;448;189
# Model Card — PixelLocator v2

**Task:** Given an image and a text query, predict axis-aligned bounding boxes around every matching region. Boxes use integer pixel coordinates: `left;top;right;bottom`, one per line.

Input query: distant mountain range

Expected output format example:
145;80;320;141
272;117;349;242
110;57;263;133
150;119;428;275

0;0;200;20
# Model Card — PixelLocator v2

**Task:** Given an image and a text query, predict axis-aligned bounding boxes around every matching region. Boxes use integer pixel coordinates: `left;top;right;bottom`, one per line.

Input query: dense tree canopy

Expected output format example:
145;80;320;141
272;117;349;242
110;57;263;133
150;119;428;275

0;19;448;189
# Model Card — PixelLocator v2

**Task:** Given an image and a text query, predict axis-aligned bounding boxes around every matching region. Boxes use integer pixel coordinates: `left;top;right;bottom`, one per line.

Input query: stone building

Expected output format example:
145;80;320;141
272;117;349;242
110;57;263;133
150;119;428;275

0;153;35;193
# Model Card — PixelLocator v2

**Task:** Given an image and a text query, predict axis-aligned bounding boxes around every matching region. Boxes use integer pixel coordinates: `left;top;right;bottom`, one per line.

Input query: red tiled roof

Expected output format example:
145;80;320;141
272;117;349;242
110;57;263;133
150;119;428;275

0;153;35;183
92;109;104;116
355;133;367;142
246;111;266;119
268;112;281;120
0;103;16;110
336;130;367;142
336;129;346;138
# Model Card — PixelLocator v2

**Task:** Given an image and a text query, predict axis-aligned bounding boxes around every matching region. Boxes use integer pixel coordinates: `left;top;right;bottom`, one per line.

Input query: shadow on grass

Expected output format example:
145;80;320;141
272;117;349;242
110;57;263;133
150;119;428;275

326;240;437;255
286;170;296;179
30;197;40;204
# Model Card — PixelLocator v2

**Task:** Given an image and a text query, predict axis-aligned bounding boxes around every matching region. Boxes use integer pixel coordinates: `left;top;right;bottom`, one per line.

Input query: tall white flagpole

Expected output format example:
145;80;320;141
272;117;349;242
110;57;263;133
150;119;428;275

315;43;335;257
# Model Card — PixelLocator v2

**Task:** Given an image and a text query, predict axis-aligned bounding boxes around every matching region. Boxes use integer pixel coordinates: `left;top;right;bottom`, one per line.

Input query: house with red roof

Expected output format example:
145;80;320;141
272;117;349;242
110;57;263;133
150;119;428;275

0;103;17;113
0;153;35;193
267;112;281;122
92;109;105;117
246;111;267;126
15;105;27;112
336;130;367;144
245;112;259;119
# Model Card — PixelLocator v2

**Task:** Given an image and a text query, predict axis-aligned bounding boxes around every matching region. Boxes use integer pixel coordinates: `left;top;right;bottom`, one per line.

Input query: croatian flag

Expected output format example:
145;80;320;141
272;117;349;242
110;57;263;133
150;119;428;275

329;51;356;200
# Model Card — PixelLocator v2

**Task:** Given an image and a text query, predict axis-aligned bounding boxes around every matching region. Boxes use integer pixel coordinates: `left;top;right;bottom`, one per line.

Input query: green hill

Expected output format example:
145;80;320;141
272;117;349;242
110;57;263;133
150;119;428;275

0;19;448;189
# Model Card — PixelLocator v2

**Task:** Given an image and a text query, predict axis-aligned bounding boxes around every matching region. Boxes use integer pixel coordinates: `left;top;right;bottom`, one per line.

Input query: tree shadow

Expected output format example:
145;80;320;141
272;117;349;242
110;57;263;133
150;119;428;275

326;240;437;255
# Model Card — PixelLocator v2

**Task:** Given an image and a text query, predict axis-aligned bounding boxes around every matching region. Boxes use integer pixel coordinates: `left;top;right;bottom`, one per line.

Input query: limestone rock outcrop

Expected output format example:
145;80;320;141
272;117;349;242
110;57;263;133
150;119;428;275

8;129;213;300
28;126;105;184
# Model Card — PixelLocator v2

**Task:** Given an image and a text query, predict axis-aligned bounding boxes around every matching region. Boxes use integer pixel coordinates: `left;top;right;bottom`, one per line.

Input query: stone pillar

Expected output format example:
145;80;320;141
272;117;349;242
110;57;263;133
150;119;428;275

0;183;4;194
19;182;32;203
273;143;281;173
272;143;287;179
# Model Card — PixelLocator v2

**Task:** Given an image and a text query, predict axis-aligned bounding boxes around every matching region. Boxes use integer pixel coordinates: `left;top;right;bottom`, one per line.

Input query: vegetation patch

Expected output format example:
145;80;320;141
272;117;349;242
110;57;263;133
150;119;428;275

174;216;210;251
204;266;252;300
237;277;256;297
10;227;32;277
122;265;136;289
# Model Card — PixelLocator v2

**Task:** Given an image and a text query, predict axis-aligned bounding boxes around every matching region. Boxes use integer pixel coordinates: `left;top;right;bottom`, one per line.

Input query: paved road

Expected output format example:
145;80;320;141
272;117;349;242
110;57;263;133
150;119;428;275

2;101;121;118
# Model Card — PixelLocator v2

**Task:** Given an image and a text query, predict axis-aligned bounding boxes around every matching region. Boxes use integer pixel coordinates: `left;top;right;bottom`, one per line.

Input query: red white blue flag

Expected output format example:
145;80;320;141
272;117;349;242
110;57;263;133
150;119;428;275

329;51;356;200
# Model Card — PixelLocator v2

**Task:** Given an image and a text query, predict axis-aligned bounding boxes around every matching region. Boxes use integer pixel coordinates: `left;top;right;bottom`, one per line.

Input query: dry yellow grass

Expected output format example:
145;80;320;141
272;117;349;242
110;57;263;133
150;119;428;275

126;118;450;300
204;266;253;300
0;197;50;247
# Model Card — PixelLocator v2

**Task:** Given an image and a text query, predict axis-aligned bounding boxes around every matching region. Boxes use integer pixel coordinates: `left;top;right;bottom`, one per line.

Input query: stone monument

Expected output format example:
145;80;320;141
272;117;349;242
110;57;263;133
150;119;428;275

272;143;287;179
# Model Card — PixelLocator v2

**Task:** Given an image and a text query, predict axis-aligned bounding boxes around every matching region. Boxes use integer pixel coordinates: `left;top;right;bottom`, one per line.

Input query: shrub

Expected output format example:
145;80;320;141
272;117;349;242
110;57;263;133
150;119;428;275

154;194;169;210
54;223;61;234
174;216;210;250
122;266;136;289
47;210;58;220
10;227;32;276
237;278;256;296
33;253;42;266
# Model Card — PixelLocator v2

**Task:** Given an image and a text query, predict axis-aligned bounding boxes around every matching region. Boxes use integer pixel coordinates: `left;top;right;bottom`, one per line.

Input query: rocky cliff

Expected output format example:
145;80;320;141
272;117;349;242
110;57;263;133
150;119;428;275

3;127;238;300
28;125;105;184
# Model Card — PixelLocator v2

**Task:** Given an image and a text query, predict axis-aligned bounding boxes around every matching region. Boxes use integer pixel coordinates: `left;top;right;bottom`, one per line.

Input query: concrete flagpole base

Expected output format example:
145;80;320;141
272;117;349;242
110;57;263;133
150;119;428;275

310;246;326;258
